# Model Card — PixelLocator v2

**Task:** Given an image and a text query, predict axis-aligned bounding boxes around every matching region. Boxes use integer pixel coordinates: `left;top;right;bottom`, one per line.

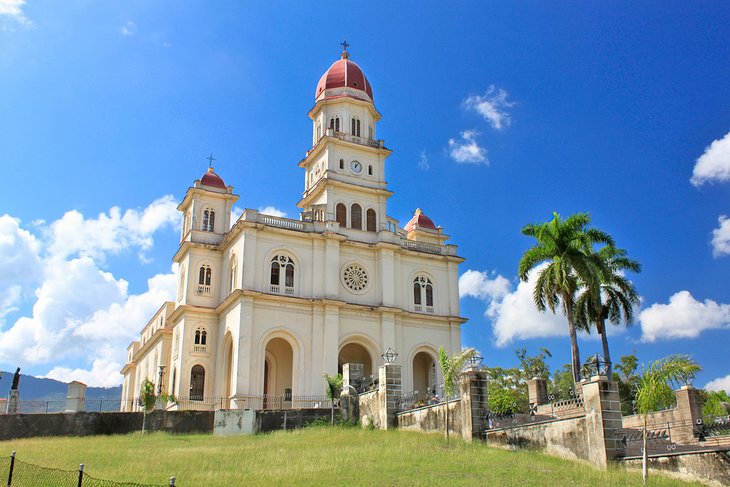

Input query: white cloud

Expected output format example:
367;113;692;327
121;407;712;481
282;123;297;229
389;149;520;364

418;151;430;171
705;374;730;393
639;291;730;342
0;197;180;386
47;195;179;263
448;130;488;165
459;270;510;301
711;215;730;258
464;85;515;130
258;206;287;218
691;132;730;186
0;0;31;28
231;206;243;228
120;21;136;36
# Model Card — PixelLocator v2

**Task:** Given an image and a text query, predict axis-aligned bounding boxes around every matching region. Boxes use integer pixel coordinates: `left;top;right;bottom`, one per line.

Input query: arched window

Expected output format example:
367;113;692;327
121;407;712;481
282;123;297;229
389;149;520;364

351;203;362;230
270;255;295;295
190;365;205;401
197;265;212;295
229;255;237;293
336;203;347;227
329;116;340;132
351;117;361;137
202;209;215;232
413;276;434;313
366;209;377;232
194;327;208;352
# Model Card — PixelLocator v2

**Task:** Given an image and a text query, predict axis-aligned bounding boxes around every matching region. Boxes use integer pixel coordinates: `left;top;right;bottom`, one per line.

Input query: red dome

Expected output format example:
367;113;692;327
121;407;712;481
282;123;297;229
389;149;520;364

315;53;373;102
200;167;227;190
404;209;437;232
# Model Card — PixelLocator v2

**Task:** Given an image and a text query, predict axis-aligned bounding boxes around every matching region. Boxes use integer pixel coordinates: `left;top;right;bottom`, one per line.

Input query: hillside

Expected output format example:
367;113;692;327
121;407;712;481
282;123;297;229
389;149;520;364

0;371;121;401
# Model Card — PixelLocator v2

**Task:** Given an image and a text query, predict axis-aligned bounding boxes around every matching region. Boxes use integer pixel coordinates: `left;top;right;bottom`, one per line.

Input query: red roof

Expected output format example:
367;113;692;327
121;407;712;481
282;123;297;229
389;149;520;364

404;209;437;232
315;53;373;102
200;167;227;190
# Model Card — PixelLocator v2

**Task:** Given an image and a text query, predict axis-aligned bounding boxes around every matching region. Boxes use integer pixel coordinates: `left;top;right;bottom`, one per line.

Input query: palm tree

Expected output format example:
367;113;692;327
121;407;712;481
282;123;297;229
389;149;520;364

438;346;477;441
575;245;641;379
323;373;343;426
634;355;701;484
519;212;614;383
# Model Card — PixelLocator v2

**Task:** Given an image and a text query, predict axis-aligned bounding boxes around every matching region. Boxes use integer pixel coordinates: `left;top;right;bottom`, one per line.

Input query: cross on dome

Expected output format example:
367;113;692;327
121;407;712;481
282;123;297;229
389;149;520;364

340;40;350;59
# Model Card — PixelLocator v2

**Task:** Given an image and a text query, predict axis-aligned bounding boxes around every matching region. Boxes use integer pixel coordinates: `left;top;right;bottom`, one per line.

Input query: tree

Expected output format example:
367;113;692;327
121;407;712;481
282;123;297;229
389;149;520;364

634;355;701;484
323;373;343;426
516;347;552;380
519;212;614;383
701;389;730;421
438;346;477;441
615;353;640;415
138;378;176;433
575;245;640;379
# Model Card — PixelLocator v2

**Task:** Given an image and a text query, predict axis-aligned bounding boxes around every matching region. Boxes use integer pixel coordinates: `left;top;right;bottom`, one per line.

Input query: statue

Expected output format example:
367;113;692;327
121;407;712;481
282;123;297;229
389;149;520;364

11;367;20;390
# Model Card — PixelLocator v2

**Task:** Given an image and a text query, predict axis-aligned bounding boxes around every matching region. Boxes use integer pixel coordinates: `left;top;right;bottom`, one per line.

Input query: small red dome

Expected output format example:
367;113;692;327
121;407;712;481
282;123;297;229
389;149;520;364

404;209;438;232
200;167;227;190
315;52;373;102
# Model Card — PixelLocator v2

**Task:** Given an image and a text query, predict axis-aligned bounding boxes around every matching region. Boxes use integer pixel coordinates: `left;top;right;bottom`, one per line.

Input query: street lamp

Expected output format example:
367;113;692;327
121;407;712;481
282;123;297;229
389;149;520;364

381;348;398;365
467;351;484;370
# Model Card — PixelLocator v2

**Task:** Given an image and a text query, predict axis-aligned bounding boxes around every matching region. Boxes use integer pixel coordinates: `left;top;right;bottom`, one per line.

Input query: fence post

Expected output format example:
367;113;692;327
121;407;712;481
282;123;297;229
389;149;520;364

169;476;176;486
7;451;15;487
77;464;84;487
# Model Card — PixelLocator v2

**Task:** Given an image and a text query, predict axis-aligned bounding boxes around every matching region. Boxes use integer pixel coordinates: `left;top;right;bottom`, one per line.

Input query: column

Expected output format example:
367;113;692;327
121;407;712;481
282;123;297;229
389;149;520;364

459;370;489;442
582;375;622;469
378;363;402;430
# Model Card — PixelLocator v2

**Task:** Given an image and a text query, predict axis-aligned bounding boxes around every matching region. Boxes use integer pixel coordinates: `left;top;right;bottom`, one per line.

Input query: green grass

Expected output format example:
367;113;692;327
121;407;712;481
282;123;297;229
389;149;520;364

0;427;700;486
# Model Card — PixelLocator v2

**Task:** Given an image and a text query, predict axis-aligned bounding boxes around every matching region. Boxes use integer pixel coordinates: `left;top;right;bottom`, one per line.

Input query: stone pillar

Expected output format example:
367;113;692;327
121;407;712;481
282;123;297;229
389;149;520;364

6;390;18;414
342;363;364;390
527;378;548;406
675;386;703;443
378;363;401;430
65;381;87;413
459;370;488;442
582;375;622;469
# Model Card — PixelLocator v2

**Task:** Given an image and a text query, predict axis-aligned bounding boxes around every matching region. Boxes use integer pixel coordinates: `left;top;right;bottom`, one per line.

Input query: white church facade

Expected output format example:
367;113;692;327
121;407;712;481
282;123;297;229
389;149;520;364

120;48;466;410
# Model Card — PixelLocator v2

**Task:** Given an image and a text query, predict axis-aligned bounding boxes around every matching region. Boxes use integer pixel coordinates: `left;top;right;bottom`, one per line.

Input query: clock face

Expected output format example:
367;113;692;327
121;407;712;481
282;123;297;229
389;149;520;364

350;160;362;174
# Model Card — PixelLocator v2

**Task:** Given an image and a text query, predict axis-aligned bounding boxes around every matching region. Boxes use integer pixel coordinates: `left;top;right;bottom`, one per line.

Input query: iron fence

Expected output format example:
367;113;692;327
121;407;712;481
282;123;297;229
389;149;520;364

2;451;174;486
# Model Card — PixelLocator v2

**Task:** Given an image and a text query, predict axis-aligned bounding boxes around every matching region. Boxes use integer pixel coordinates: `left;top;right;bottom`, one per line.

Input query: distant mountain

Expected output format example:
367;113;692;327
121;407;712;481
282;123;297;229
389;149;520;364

0;371;122;402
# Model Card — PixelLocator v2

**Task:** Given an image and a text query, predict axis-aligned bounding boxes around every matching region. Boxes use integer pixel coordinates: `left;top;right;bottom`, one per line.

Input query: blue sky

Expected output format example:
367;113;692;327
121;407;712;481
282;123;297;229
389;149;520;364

1;1;729;389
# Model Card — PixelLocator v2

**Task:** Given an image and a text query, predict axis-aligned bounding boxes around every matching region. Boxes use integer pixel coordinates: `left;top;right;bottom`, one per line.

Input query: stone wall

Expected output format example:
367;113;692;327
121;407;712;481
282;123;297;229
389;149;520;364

396;399;463;437
0;410;214;440
622;386;703;444
254;409;332;433
487;416;590;462
358;390;381;428
622;450;730;486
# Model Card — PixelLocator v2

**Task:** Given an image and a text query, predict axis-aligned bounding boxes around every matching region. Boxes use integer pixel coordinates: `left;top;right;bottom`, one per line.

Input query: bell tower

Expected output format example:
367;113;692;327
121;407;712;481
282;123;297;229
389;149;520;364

298;46;392;233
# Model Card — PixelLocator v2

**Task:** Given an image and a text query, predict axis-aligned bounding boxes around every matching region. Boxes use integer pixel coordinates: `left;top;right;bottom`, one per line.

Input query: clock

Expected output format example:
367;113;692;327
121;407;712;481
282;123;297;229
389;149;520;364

350;160;362;174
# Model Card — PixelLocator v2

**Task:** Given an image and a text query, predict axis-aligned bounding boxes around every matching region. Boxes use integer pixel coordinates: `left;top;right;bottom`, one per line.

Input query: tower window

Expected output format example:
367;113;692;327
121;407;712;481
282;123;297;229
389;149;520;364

202;208;215;232
329;116;340;132
351;117;361;137
413;276;434;313
197;265;212;295
366;209;376;232
336;203;347;227
351;203;362;230
270;255;295;295
194;327;208;352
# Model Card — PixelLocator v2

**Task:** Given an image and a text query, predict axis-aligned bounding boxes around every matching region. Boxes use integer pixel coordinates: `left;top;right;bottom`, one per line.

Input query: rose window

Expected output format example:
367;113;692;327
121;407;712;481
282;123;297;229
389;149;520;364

342;264;369;292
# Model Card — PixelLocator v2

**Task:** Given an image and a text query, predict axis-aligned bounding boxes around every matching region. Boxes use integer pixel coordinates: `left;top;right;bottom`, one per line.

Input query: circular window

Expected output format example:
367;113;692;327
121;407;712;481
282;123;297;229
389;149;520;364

342;263;369;293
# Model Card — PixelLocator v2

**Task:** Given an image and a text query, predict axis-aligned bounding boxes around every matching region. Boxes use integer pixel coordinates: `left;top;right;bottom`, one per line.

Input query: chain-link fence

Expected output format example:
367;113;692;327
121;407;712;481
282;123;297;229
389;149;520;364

2;452;174;486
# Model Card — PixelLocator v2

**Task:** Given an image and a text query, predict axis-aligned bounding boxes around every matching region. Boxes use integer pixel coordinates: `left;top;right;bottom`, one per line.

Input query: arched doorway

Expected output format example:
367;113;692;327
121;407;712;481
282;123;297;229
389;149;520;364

338;342;373;378
412;351;437;401
263;337;293;407
223;334;234;408
190;364;205;401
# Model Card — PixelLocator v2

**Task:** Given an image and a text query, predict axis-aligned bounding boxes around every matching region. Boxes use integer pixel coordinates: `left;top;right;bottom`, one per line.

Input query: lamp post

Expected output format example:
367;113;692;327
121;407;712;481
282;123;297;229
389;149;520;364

381;348;398;365
158;365;166;395
467;351;483;371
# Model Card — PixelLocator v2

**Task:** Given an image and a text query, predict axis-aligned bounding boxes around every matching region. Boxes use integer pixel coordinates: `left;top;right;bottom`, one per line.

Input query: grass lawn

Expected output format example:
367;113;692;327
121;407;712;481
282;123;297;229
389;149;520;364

0;427;701;486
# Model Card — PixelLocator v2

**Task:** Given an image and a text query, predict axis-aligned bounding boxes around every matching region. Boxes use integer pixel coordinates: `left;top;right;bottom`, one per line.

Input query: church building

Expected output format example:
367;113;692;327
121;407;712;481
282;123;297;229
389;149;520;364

121;48;466;410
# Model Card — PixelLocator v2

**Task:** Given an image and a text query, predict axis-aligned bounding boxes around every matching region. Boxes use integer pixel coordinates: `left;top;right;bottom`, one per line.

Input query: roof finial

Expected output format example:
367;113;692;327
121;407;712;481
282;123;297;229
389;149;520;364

340;39;350;60
206;153;215;169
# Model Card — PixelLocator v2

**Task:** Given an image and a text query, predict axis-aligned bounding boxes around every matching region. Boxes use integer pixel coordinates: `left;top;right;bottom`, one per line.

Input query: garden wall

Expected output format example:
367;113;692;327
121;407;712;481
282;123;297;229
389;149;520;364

486;416;590;462
396;399;463;437
0;410;214;440
622;450;730;486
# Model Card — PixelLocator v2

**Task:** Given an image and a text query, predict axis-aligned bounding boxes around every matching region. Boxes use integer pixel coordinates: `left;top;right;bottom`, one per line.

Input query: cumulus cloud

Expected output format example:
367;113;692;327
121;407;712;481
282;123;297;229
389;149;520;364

705;374;730;393
120;21;136;36
639;291;730;342
0;0;31;28
47;195;179;263
258;206;287;218
418;151;430;171
464;85;515;130
448;130;488;165
0;197;180;386
711;215;730;258
691;132;730;186
459;270;510;301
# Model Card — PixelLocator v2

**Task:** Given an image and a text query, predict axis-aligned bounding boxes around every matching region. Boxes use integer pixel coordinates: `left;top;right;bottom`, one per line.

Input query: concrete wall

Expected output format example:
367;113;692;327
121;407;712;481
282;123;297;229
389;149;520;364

487;417;590;462
359;390;381;428
254;409;332;433
0;410;214;440
396;400;462;437
622;450;730;486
